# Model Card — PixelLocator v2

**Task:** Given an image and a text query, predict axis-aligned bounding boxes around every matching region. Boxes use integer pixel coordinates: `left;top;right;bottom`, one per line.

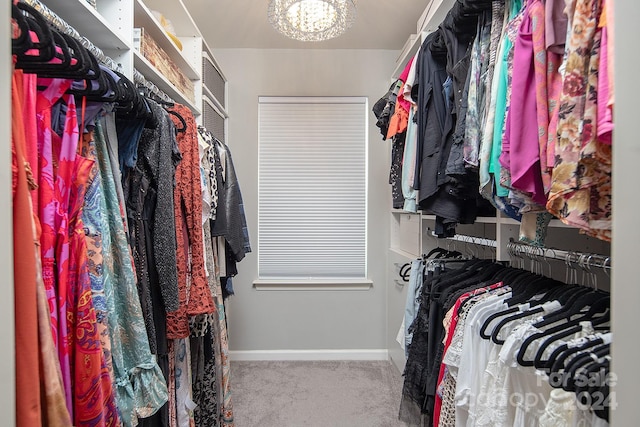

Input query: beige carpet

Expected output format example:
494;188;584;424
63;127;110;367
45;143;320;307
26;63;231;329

230;360;406;427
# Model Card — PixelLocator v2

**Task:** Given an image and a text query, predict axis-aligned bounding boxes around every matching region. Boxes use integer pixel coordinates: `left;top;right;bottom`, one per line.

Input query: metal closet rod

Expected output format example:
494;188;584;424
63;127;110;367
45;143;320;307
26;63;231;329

430;231;498;248
20;0;175;104
507;240;611;271
132;69;175;104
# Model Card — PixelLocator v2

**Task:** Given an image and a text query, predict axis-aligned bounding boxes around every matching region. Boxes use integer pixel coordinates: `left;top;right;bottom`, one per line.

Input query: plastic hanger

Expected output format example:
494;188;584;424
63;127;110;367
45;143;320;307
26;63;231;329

480;278;558;342
548;335;611;374
488;280;567;345
531;290;608;329
14;3;55;63
11;4;31;54
562;349;610;393
516;298;610;367
167;109;187;133
532;316;610;369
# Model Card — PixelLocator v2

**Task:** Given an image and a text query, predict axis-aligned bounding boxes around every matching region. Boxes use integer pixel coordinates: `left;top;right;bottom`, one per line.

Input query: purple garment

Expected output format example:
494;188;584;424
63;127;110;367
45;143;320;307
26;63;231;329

545;0;569;54
500;0;546;206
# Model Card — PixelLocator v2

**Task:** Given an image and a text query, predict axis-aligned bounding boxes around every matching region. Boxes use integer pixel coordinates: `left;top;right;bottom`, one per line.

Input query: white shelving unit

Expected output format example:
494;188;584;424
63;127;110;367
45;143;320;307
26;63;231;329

132;50;201;113
133;0;201;80
39;0;130;50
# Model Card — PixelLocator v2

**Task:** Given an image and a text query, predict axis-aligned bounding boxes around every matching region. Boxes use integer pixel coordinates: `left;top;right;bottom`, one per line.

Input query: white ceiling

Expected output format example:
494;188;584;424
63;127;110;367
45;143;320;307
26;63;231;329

184;0;429;50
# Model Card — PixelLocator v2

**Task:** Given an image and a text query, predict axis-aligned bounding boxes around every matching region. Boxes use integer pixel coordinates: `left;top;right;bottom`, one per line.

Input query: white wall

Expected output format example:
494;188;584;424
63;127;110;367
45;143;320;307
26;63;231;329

611;1;640;425
214;48;397;353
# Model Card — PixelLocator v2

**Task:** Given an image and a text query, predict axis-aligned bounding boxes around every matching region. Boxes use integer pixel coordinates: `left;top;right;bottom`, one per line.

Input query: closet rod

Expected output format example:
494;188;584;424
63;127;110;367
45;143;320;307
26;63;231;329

430;231;498;248
21;0;122;72
132;69;175;104
507;240;611;272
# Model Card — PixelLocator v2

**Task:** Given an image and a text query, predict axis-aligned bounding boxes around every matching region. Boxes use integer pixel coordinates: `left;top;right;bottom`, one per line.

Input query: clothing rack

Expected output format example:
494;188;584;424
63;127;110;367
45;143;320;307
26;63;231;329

20;0;175;104
507;240;611;287
507;240;611;271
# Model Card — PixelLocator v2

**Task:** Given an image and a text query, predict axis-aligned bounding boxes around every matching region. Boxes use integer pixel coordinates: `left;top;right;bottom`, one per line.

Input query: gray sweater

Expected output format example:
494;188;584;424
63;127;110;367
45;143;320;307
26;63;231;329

137;100;181;312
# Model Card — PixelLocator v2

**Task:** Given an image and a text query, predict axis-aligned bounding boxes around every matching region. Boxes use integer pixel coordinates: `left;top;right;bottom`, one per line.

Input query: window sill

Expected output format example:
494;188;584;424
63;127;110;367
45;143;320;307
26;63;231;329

252;279;373;291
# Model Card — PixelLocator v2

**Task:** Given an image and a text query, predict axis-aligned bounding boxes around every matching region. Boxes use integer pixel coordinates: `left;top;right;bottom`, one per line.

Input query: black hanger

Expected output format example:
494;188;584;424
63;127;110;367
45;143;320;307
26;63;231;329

398;263;412;282
111;70;136;105
60;33;91;76
515;298;610;367
17;27;66;71
167;110;187;133
579;356;610;407
11;4;31;54
547;335;610;374
532;319;610;369
424;247;447;259
502;275;553;307
532;290;608;330
14;3;55;63
478;270;548;339
486;278;566;345
429;260;499;300
562;348;610;393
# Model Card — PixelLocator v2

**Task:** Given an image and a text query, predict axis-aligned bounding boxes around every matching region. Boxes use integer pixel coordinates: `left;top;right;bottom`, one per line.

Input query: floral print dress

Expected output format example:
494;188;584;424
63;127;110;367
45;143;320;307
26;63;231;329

546;0;611;241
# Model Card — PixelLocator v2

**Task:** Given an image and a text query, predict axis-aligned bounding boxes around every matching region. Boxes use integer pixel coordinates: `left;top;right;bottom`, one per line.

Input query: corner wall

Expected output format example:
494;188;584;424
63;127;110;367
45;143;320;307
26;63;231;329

213;48;397;354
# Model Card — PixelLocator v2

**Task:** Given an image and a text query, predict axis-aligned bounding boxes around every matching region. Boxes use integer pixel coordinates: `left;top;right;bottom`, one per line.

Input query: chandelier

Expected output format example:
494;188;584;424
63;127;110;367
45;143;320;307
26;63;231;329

268;0;357;42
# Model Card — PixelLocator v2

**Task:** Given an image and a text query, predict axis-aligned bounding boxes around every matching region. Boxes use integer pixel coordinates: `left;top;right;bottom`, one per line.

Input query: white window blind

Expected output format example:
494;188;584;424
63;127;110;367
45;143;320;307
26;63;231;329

258;97;367;280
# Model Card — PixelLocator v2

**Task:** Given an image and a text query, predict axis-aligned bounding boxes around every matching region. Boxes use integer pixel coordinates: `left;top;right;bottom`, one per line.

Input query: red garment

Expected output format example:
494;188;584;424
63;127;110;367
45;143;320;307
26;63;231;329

22;72;39;213
67;152;119;426
36;78;74;412
35;79;118;425
166;105;215;339
12;67;43;427
397;56;415;112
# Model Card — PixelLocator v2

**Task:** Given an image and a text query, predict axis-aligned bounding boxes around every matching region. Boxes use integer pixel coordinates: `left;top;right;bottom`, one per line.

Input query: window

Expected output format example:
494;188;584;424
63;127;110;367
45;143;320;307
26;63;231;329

257;97;367;284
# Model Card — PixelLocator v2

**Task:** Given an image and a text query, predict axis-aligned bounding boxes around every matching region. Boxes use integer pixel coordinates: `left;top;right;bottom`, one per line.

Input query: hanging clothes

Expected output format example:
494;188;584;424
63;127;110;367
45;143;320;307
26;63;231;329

12;4;248;424
209;137;252;264
12;67;45;427
547;0;611;241
95;119;170;425
167;104;215;340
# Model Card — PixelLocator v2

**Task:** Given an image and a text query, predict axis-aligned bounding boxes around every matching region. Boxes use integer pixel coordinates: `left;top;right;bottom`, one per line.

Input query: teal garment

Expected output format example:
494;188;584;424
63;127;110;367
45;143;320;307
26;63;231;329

94;119;169;426
479;0;508;201
401;107;418;213
489;0;523;198
81;137;109;329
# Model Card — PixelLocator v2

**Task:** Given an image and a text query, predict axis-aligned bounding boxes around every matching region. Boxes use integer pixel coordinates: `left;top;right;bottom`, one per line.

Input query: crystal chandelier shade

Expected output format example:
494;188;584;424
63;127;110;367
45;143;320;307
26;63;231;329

268;0;357;42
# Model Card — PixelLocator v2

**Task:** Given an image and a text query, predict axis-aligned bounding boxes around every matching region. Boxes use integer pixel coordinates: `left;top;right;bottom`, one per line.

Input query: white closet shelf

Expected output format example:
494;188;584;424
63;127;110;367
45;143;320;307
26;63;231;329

391;209;420;215
421;214;498;224
389;247;421;260
500;217;575;229
134;50;201;115
419;0;457;34
418;214;575;229
134;0;201;80
41;0;130;50
203;87;228;118
392;34;421;79
142;0;201;37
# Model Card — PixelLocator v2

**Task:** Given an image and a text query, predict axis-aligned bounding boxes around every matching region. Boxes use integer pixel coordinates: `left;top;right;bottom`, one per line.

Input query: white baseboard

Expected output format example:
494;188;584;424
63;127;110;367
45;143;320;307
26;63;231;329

229;349;389;361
